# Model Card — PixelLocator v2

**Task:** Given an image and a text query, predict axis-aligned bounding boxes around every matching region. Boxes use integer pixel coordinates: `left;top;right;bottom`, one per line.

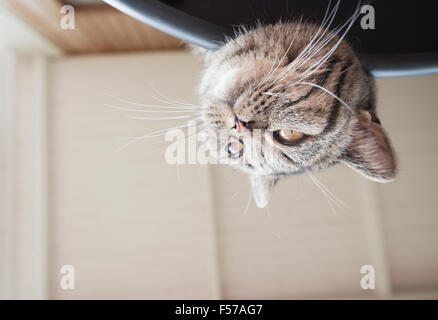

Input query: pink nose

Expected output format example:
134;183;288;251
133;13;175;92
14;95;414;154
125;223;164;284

235;119;246;132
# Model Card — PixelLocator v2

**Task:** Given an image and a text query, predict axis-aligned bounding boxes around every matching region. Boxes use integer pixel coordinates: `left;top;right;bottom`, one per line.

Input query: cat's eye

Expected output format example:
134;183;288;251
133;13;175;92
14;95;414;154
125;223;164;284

274;129;305;145
227;139;244;159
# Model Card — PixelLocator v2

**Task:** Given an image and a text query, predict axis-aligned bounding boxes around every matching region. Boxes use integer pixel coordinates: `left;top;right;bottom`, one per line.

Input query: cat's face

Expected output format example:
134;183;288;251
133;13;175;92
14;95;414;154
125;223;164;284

194;23;397;207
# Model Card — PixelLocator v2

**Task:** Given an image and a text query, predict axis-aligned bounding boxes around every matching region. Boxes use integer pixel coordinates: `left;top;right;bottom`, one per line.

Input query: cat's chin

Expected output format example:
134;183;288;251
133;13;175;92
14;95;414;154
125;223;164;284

249;175;277;209
254;195;270;209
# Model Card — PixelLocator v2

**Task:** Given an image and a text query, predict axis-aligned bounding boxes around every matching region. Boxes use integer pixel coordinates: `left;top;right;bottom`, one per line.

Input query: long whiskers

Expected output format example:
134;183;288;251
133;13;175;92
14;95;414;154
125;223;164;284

104;104;201;114
307;170;348;214
292;2;362;85
257;14;304;88
125;115;197;121
146;83;205;109
272;0;339;83
104;90;206;152
295;81;353;112
288;0;340;72
243;184;253;217
120;122;209;155
104;93;206;110
116;123;193;151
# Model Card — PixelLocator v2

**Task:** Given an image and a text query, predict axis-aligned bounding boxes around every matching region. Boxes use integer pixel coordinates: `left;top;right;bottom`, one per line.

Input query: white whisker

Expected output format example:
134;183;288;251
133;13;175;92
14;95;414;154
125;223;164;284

266;206;273;220
231;182;244;200
150;93;204;109
273;0;339;82
125;115;195;121
307;172;339;214
147;83;204;109
289;0;340;72
261;14;304;86
104;104;200;114
104;93;205;110
293;2;362;85
307;171;348;211
116;123;191;151
296;81;353;111
243;185;253;217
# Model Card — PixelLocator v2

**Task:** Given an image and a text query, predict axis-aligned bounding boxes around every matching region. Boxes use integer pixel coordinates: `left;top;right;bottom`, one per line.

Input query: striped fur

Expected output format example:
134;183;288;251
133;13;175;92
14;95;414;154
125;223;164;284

194;22;397;207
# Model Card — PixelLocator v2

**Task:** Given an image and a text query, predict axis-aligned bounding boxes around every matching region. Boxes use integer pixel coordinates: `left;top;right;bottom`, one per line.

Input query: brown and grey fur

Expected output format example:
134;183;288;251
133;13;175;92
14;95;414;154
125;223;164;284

193;21;397;207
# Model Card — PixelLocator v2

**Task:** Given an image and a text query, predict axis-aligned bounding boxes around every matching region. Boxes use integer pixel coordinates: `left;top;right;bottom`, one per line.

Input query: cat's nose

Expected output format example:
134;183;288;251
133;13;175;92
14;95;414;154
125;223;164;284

235;118;247;132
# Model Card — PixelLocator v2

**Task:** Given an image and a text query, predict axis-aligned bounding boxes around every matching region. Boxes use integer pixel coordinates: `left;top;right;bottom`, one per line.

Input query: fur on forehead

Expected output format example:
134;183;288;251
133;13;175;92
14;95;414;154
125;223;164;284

198;53;285;102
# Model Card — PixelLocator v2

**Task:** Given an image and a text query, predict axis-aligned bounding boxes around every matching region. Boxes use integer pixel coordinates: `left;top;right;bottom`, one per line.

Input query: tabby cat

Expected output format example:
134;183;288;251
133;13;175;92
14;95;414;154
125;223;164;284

192;14;397;208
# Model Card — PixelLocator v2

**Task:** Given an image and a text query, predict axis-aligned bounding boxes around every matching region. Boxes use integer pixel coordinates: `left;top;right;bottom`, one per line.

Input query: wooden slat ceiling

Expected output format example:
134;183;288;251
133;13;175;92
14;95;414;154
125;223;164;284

0;0;182;54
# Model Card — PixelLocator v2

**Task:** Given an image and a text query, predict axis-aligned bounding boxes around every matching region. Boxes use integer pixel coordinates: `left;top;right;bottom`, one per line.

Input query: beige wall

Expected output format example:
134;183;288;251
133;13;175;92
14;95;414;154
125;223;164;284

2;50;438;299
47;51;219;299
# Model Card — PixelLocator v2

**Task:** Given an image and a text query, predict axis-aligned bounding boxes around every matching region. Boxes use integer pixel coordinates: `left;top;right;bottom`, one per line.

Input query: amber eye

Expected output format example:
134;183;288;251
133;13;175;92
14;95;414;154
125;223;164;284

274;129;305;145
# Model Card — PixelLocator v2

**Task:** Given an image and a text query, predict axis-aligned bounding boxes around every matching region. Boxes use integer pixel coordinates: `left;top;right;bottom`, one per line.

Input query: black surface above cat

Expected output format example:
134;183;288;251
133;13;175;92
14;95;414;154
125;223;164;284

159;0;438;55
104;0;438;77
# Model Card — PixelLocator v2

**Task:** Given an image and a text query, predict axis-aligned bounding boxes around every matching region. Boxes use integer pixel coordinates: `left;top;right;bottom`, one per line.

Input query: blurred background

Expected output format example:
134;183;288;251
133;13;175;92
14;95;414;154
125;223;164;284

0;0;437;299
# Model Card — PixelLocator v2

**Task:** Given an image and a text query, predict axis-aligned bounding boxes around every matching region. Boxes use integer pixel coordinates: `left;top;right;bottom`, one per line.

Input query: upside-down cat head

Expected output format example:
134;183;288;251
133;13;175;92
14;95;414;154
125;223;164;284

193;22;397;208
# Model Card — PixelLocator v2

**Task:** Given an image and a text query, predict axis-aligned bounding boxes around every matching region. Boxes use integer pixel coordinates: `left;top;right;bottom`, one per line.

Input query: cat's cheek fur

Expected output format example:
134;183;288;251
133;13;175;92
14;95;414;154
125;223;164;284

341;117;398;183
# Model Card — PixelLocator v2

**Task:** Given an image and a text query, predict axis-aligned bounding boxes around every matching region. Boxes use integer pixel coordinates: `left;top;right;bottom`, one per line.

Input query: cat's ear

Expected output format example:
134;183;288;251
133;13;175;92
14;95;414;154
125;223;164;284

249;175;277;208
342;110;397;182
